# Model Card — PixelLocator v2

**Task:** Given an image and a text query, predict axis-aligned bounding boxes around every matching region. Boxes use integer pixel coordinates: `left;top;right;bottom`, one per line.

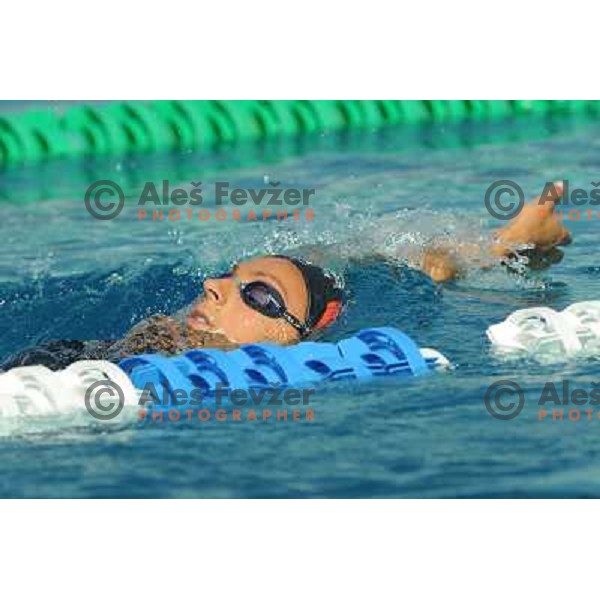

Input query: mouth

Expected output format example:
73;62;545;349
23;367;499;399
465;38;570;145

187;309;214;332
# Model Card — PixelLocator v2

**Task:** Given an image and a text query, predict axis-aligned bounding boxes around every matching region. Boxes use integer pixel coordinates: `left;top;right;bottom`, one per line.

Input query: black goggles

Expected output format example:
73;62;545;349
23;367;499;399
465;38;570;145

214;272;310;338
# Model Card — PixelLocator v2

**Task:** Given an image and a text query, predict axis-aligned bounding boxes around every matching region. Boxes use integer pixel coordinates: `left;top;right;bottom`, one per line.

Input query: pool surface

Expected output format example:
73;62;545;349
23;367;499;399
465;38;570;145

2;116;600;497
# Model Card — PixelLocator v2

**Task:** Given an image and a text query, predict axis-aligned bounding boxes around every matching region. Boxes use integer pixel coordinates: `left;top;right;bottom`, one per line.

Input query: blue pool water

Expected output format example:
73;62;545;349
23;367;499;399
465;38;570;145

2;116;600;497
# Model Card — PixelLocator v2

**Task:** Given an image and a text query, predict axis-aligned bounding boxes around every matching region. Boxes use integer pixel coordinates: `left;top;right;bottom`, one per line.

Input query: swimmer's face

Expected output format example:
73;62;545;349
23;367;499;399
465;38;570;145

186;256;309;345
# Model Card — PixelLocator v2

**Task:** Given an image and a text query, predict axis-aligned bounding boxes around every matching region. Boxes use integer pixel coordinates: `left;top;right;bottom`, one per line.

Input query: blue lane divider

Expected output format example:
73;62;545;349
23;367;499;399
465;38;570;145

120;327;438;406
341;327;429;376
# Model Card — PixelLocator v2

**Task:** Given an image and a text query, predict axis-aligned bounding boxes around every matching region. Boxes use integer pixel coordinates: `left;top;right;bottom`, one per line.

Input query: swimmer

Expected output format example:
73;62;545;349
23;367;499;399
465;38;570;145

0;182;572;370
0;256;344;369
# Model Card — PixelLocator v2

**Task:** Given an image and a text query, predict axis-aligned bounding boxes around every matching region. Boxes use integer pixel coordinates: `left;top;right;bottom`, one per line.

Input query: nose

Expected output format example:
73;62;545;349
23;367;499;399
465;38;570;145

202;276;230;305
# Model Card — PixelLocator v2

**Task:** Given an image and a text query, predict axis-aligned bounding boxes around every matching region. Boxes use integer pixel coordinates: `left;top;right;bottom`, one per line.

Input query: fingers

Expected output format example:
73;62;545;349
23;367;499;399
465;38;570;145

533;181;565;217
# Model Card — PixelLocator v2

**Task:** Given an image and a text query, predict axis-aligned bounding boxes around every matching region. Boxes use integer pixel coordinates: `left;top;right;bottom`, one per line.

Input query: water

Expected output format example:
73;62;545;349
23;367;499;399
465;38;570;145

2;115;600;497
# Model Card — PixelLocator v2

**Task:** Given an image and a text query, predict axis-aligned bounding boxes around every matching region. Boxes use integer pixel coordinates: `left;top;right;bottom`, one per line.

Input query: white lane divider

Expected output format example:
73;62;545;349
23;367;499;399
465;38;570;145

487;301;600;357
0;360;141;418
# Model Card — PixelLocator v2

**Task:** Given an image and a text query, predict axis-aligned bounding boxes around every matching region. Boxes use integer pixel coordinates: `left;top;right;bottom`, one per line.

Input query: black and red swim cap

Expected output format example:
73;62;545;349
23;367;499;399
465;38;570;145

274;255;344;337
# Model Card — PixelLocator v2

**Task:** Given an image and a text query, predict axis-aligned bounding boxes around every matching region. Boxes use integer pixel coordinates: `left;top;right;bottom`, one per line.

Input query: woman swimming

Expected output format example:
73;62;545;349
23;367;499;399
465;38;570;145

0;255;344;369
0;182;572;370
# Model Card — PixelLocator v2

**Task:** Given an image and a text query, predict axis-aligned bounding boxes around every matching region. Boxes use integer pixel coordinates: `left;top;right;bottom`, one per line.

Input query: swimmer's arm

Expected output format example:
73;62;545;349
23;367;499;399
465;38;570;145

293;181;572;283
290;240;500;283
419;240;512;283
420;186;573;282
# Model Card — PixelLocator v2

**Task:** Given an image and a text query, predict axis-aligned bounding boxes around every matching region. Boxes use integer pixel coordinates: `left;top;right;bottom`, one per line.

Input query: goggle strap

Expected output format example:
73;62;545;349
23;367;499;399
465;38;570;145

281;312;310;337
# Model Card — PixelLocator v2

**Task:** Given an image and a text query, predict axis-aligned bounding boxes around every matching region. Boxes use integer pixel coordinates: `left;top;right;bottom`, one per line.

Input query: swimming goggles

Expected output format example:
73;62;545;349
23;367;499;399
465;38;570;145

215;271;310;337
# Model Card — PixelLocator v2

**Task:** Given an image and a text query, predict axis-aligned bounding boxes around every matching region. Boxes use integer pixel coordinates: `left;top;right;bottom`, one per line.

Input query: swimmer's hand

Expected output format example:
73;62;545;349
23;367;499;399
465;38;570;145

420;182;573;283
492;181;572;257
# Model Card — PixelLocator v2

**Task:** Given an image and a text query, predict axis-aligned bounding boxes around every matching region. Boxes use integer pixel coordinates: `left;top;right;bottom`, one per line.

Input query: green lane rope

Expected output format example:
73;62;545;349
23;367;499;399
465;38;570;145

1;100;599;170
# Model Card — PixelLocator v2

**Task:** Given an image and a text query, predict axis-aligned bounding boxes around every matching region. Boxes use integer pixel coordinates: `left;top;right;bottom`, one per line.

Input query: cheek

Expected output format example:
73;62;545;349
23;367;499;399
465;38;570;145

211;294;298;344
215;298;272;342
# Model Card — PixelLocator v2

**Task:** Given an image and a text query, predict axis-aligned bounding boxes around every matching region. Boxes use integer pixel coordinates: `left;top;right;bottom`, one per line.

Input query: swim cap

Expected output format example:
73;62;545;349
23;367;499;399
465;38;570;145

275;255;344;336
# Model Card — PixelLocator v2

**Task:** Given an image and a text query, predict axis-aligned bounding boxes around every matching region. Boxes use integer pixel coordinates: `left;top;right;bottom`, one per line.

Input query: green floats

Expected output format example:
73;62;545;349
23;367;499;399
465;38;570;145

0;110;73;163
0;100;598;170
